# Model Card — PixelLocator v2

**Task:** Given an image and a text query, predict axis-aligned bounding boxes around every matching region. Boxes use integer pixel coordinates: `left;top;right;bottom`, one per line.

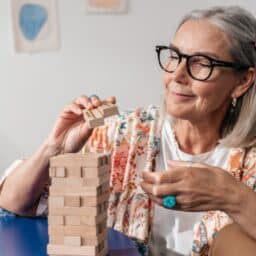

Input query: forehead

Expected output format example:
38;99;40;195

172;19;231;59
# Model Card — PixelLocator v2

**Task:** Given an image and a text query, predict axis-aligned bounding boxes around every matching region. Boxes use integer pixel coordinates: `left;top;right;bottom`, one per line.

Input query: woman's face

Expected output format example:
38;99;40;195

164;19;239;121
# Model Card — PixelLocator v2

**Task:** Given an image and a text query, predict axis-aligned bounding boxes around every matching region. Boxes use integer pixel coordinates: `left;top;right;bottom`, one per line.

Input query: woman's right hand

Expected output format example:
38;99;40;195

44;95;116;156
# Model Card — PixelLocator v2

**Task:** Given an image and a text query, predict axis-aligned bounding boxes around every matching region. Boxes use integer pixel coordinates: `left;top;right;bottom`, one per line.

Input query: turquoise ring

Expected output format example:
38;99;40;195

163;195;176;208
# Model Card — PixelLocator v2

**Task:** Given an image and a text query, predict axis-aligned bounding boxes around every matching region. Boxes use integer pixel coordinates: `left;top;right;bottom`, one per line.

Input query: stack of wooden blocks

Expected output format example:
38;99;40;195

47;103;119;256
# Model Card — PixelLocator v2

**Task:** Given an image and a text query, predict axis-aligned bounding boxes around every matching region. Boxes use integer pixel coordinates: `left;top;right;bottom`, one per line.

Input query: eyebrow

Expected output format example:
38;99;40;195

169;43;220;59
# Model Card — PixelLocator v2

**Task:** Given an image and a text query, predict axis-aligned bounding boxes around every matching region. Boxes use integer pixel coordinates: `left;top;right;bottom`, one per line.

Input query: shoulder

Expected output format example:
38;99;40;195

227;146;256;190
228;146;256;168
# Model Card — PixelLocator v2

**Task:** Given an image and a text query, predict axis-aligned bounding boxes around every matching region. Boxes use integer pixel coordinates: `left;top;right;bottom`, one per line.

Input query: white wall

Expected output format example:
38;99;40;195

0;0;255;174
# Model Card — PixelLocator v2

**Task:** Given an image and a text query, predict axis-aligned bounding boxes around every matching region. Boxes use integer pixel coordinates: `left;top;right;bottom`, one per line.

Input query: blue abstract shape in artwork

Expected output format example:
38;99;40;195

19;4;48;41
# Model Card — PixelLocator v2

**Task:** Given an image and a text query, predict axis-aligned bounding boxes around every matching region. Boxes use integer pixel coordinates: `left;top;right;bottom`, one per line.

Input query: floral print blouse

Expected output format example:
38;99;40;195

83;105;256;256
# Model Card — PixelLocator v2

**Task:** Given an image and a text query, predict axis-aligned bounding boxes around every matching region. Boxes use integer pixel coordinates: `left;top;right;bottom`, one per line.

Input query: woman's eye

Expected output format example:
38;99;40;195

170;55;179;60
190;57;211;67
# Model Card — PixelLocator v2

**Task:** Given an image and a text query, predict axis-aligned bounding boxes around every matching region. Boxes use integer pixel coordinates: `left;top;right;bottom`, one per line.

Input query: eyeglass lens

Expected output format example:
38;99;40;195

159;48;213;80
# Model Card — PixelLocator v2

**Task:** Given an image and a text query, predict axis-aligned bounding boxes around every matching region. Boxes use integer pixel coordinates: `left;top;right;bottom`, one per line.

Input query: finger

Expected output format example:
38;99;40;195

90;95;101;108
142;170;183;184
104;96;116;104
63;103;83;115
168;160;208;169
174;194;218;212
74;95;93;109
148;194;163;206
140;181;181;197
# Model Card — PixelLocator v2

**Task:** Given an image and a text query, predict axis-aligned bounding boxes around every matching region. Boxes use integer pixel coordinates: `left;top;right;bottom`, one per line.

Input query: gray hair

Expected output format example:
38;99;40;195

164;6;256;148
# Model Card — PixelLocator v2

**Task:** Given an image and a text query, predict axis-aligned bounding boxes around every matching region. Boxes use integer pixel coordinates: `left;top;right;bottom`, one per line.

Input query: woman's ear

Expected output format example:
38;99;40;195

231;67;256;98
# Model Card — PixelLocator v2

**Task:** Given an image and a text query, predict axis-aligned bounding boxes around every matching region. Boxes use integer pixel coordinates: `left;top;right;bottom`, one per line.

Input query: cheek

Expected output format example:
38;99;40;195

194;84;231;112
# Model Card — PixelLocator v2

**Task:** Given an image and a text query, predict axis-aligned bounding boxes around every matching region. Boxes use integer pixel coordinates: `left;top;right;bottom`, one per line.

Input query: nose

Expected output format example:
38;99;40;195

172;57;189;83
164;57;189;85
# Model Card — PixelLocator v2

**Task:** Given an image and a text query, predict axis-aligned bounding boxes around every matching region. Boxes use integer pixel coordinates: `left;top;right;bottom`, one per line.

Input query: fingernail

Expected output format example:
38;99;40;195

87;103;93;109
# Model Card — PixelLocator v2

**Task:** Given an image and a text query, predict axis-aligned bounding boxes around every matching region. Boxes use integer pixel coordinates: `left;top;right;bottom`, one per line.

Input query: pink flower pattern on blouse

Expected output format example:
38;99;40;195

85;106;256;255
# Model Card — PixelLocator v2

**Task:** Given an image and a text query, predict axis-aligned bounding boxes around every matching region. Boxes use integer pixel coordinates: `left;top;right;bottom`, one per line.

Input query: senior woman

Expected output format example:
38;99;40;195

0;5;256;256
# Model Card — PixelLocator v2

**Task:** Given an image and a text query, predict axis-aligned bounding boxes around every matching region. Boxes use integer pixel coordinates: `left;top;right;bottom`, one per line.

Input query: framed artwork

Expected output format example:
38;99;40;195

11;0;60;53
85;0;128;14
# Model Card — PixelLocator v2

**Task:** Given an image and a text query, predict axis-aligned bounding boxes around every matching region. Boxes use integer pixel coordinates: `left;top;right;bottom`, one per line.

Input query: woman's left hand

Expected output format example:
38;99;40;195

140;160;243;212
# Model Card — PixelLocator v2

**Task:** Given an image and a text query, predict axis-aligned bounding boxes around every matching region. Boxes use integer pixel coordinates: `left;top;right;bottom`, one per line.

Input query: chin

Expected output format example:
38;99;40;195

166;104;193;120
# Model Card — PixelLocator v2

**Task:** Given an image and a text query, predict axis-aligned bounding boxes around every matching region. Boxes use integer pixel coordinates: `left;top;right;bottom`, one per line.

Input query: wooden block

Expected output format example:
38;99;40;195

49;196;64;207
65;165;108;178
66;165;82;177
99;103;119;118
51;174;109;187
81;212;107;226
50;184;104;197
56;167;66;177
52;177;83;187
47;244;96;255
82;165;109;178
50;153;106;168
47;244;108;256
81;192;109;207
49;228;107;246
49;167;56;177
48;216;64;225
48;224;103;236
83;173;110;186
63;212;107;226
49;205;101;216
64;196;81;207
83;108;104;128
51;177;66;186
49;235;64;245
65;215;81;226
64;236;81;246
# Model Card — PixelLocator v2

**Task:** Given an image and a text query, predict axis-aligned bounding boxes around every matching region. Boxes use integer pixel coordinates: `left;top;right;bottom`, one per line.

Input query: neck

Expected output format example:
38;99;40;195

173;118;221;155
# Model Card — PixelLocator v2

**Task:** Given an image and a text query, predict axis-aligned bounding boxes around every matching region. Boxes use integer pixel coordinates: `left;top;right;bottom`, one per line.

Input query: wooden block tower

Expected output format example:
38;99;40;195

47;103;119;256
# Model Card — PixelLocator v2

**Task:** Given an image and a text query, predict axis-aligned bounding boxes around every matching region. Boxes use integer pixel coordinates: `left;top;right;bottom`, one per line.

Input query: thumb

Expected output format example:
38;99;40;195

167;159;208;168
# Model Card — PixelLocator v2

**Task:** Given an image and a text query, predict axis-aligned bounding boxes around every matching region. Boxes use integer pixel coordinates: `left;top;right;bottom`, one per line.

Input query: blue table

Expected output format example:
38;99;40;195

0;216;140;256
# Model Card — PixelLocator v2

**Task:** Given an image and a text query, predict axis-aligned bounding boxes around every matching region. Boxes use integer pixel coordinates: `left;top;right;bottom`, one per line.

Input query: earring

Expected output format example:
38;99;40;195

232;97;237;108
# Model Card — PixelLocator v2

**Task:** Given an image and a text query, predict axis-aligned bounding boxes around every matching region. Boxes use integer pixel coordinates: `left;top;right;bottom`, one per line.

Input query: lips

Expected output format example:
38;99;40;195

171;90;195;97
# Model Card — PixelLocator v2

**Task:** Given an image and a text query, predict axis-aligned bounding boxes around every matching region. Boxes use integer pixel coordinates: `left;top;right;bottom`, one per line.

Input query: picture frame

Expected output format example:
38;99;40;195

85;0;128;14
11;0;60;53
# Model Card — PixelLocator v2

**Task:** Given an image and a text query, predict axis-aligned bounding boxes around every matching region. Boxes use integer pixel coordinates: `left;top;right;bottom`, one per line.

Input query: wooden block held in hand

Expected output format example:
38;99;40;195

99;103;119;118
83;108;104;128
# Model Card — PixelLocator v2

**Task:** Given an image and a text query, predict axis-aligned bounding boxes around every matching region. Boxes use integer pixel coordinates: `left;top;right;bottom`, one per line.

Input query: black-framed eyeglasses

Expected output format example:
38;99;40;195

155;45;249;81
